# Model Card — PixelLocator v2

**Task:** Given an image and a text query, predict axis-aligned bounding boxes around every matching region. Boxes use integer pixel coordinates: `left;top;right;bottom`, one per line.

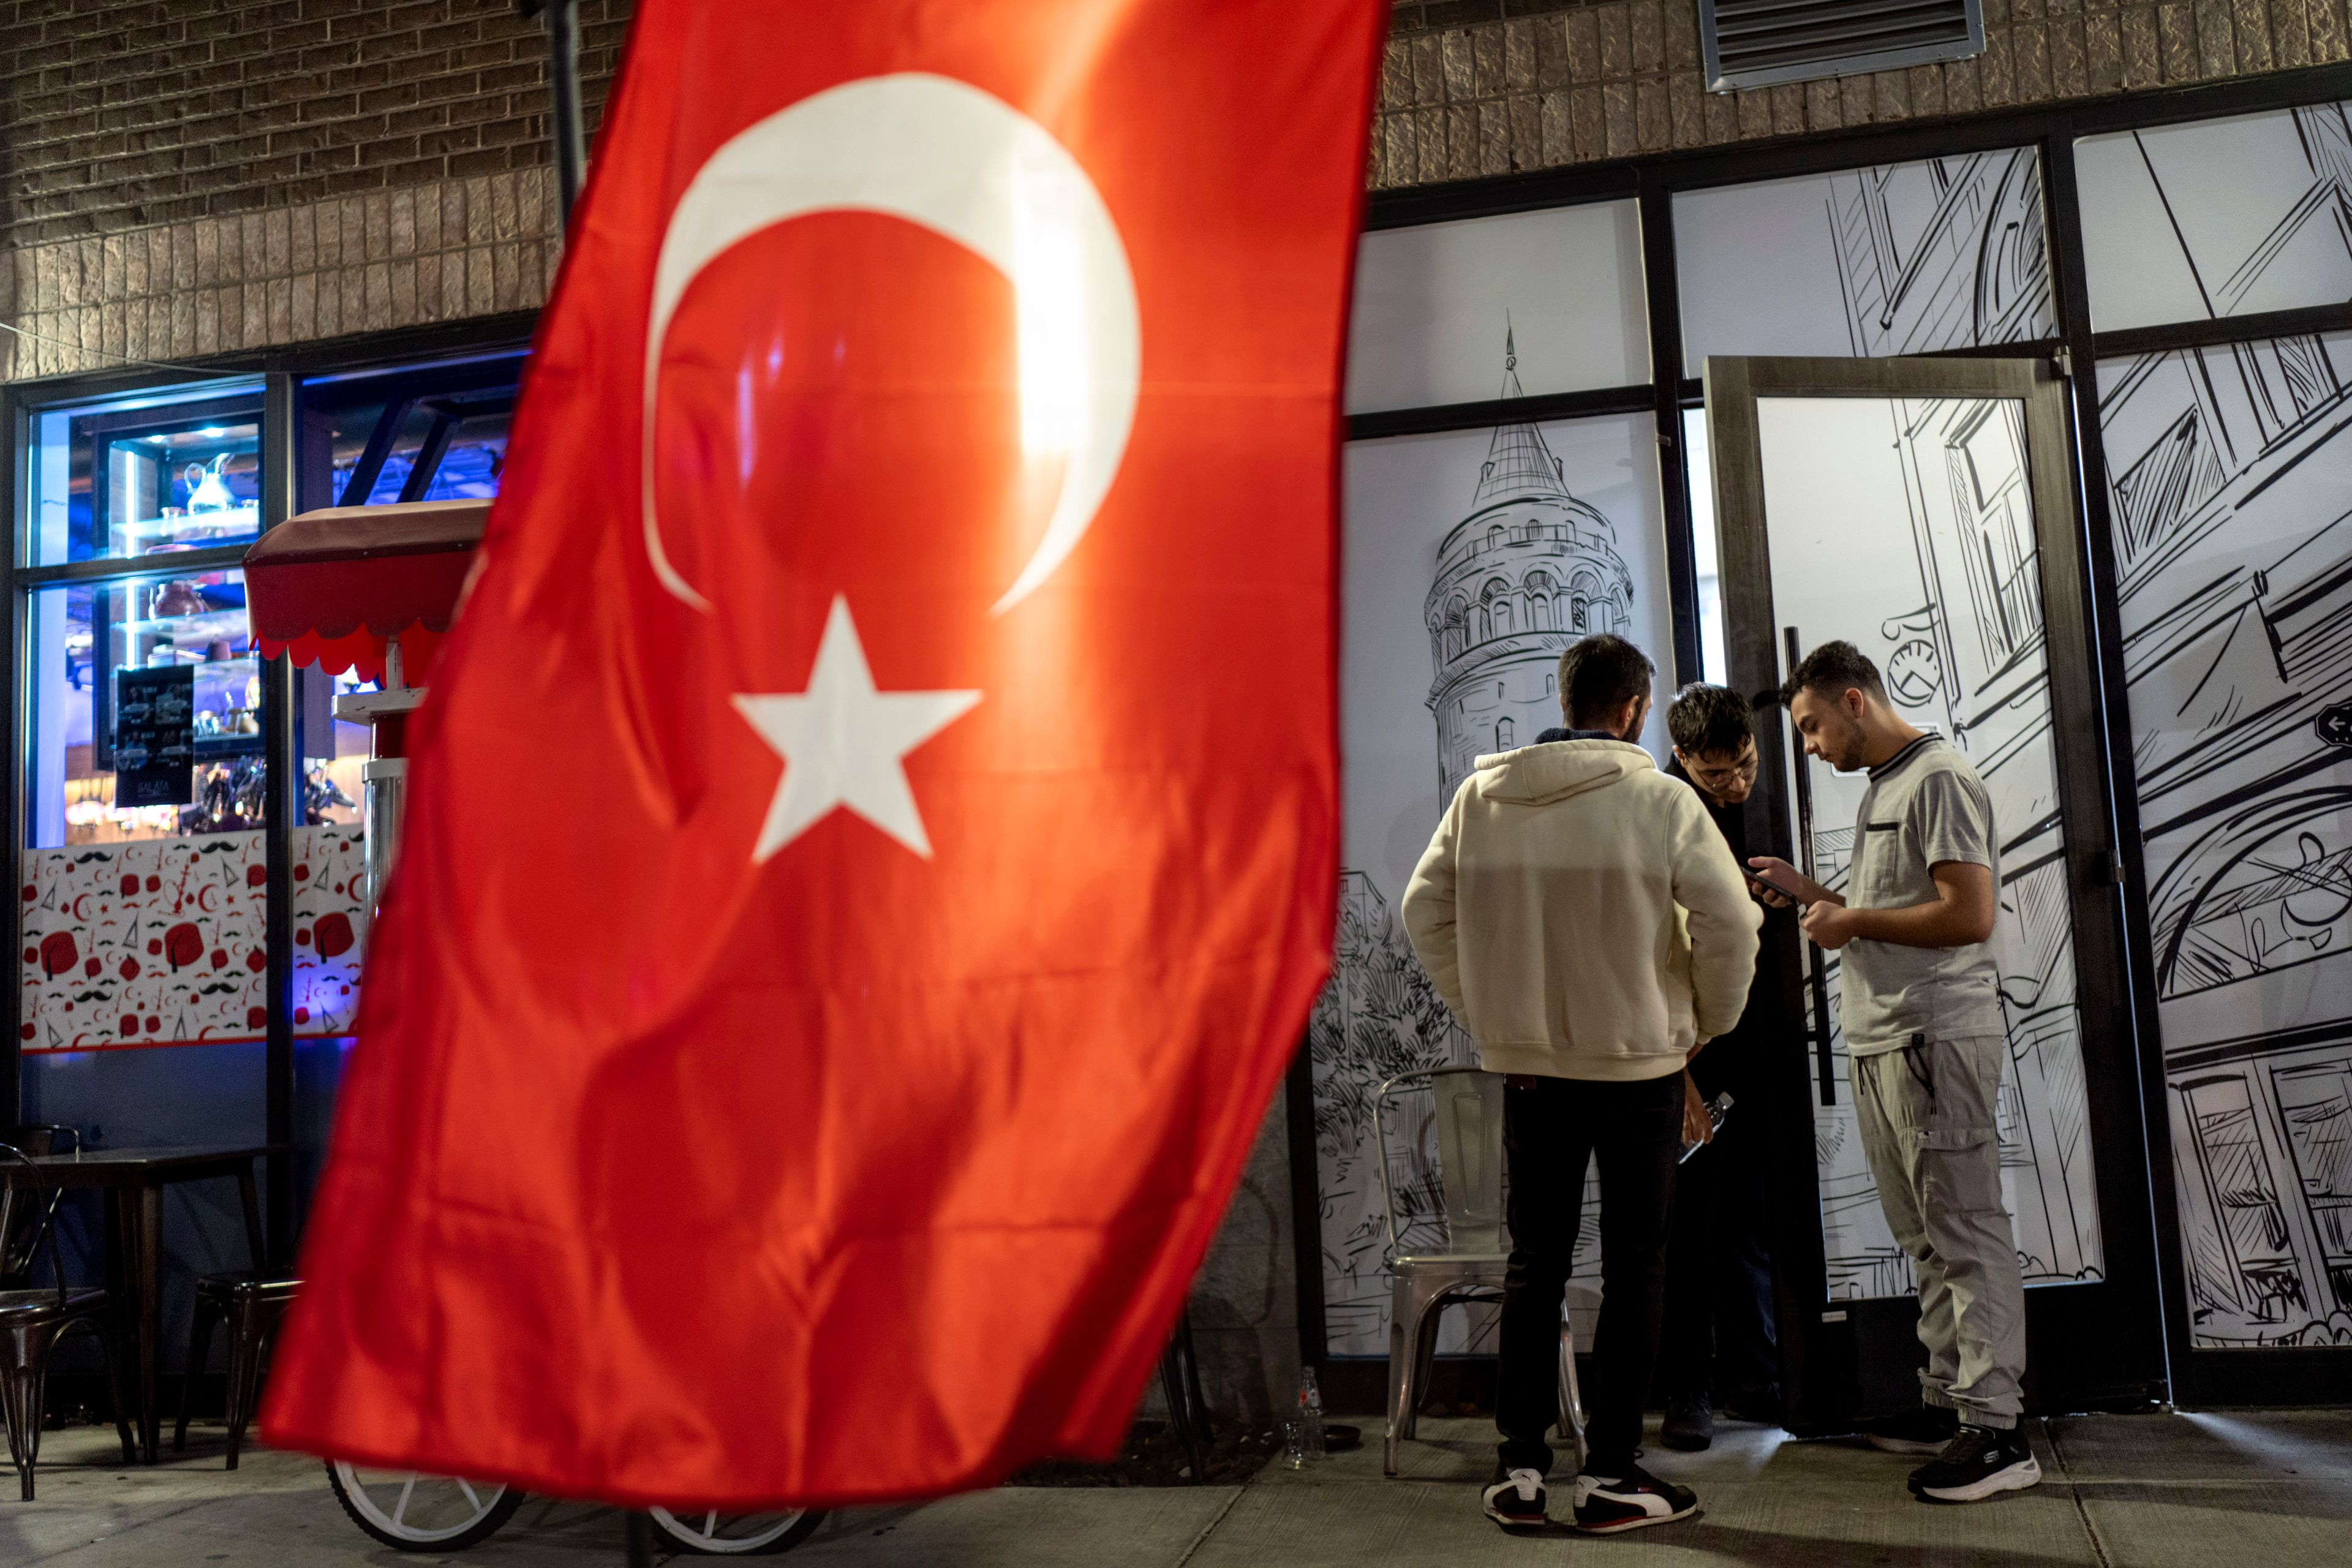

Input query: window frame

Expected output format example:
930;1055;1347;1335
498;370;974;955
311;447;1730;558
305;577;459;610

2;316;534;1264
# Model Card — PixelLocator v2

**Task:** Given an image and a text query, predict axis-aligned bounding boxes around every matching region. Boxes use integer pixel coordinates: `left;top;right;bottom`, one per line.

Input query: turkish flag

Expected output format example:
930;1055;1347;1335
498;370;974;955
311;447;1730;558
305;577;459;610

263;0;1380;1508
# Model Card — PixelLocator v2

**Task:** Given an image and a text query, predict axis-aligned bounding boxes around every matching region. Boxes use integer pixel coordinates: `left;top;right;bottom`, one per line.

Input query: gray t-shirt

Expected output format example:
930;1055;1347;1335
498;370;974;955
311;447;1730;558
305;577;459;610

1838;735;2004;1054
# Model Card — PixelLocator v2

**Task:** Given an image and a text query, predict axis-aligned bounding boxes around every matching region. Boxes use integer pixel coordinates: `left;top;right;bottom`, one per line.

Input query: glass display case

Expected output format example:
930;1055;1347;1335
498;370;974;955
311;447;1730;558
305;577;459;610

23;380;271;848
31;571;265;846
31;389;263;566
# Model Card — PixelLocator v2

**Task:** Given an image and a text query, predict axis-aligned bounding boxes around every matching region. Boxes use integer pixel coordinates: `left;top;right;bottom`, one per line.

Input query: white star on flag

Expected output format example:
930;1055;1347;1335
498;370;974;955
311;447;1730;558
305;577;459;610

733;597;981;862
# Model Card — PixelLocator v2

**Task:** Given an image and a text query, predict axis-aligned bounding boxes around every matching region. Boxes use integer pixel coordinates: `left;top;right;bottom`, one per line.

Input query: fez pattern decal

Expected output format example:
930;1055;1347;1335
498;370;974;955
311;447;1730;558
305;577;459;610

1757;394;2104;1302
19;825;368;1051
1318;360;1653;1355
2101;329;2352;1349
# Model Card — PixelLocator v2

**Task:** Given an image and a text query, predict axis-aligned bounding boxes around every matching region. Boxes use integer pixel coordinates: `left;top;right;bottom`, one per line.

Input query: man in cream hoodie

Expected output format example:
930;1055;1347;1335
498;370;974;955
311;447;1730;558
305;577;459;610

1404;634;1760;1536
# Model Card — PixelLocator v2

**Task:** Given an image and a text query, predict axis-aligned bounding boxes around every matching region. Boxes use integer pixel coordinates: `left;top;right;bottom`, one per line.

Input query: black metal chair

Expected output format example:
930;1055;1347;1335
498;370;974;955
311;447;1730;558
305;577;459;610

1;1142;134;1500
0;1127;78;1290
174;1273;300;1469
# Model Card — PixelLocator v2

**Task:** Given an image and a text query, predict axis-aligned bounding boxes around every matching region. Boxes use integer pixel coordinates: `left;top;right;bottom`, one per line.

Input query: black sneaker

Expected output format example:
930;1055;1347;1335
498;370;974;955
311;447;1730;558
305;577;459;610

1573;1461;1698;1534
1908;1425;2041;1503
1481;1467;1548;1530
1865;1405;1960;1455
1660;1394;1713;1451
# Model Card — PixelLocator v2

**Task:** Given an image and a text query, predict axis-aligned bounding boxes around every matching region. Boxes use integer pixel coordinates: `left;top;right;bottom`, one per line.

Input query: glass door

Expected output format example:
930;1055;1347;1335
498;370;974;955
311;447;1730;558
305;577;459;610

1703;355;2166;1425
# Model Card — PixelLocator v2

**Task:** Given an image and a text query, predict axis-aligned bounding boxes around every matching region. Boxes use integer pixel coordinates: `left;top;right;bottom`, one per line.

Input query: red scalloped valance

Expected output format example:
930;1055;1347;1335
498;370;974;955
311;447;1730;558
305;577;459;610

241;500;487;681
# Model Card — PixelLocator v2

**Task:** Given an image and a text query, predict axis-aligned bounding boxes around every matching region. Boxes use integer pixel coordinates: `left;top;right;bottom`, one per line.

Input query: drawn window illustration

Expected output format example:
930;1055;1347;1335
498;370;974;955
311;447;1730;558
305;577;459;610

2179;1075;2305;1330
2272;1061;2352;1315
1496;717;1515;748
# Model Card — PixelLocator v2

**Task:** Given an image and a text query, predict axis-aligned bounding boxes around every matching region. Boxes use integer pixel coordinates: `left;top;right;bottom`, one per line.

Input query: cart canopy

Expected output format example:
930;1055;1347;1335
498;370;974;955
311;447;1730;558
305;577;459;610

240;499;487;681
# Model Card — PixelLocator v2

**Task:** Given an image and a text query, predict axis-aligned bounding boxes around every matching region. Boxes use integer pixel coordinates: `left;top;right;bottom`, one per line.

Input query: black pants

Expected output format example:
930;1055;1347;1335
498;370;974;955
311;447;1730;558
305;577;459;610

1496;1072;1681;1475
1656;1112;1779;1403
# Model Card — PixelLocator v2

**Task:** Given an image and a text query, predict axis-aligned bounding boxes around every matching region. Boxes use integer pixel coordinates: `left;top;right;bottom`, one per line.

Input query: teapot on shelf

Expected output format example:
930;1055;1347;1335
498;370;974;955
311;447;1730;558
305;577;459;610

184;453;236;514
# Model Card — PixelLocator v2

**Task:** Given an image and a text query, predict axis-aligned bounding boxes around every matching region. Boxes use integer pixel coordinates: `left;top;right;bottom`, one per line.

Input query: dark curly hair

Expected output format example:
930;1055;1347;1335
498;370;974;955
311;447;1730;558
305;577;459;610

1667;683;1753;758
1779;639;1887;706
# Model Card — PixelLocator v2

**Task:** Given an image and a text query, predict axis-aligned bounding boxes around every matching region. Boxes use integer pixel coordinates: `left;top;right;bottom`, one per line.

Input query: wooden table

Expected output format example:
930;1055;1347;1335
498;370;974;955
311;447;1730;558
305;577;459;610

9;1145;274;1463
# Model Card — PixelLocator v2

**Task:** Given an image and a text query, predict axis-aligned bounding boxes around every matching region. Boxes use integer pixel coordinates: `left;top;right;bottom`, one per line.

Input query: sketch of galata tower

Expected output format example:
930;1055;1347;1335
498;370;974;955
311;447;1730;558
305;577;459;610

1425;334;1635;802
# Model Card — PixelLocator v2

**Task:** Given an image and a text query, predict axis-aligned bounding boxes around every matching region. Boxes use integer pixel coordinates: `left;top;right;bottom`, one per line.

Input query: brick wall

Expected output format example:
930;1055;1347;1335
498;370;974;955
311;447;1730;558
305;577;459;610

1371;0;2352;185
0;0;631;245
0;0;641;382
2;0;2342;383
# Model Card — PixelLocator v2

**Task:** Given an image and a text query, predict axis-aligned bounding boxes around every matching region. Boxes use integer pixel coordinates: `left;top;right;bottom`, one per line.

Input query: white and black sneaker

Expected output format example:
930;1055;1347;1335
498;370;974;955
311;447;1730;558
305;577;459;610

1481;1467;1548;1530
1572;1462;1698;1534
1907;1425;2041;1503
1866;1404;1960;1455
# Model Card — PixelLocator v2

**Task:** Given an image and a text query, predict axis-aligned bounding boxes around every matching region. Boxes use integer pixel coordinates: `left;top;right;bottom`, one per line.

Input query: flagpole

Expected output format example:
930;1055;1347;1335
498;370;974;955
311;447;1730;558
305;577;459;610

518;0;589;228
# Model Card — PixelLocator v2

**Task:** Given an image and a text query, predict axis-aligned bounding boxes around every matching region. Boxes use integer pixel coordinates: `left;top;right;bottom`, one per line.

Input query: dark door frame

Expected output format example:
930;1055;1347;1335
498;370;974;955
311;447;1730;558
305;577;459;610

1703;353;2169;1423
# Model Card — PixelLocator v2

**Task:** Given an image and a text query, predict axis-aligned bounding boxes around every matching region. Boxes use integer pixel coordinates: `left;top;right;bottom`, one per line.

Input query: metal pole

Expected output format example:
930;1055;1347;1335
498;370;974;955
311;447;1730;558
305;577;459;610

521;0;590;228
261;372;300;1270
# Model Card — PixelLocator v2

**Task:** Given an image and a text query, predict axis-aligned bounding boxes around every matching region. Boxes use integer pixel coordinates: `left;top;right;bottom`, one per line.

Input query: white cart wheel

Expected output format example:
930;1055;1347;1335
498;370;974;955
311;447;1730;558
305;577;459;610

326;1460;524;1551
648;1505;826;1555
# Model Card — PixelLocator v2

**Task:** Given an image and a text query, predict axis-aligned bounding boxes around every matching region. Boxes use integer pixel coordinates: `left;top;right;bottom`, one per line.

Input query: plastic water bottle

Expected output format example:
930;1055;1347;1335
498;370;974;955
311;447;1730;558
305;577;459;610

1298;1366;1327;1457
1678;1091;1734;1164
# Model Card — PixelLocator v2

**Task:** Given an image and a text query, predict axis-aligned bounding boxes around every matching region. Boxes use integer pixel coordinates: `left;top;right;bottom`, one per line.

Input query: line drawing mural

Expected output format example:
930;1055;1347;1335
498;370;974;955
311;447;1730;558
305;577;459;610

1318;342;1659;1355
1754;394;2104;1300
1675;147;2053;363
2078;102;2352;332
2100;329;2352;1348
1823;148;2052;358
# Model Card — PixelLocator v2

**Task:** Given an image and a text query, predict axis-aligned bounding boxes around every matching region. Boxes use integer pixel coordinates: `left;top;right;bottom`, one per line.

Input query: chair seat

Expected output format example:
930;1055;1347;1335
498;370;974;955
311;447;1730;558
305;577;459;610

1392;1252;1509;1270
0;1285;108;1324
195;1273;300;1304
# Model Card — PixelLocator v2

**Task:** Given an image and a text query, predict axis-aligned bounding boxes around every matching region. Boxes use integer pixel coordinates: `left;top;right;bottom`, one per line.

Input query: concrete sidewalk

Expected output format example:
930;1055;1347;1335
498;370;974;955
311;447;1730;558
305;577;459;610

5;1407;2349;1566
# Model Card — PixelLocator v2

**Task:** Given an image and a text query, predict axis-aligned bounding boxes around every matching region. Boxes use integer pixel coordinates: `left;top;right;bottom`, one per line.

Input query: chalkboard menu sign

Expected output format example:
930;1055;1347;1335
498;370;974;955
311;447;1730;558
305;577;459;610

115;665;197;808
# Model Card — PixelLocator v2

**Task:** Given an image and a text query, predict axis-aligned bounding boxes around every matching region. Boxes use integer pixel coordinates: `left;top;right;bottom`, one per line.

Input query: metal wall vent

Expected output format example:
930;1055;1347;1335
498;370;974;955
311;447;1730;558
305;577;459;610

1699;0;1985;92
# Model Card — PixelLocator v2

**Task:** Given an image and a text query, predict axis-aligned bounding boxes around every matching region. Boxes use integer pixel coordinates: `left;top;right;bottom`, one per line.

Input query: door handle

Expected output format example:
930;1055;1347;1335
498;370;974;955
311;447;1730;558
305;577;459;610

1783;625;1836;1107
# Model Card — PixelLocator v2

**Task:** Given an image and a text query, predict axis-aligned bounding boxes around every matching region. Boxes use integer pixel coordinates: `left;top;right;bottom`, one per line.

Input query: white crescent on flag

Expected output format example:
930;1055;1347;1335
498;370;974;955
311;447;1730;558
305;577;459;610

641;71;1142;616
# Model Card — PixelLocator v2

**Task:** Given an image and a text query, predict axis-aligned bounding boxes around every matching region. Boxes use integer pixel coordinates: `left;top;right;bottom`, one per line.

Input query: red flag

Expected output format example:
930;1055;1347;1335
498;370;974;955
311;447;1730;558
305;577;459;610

264;0;1381;1507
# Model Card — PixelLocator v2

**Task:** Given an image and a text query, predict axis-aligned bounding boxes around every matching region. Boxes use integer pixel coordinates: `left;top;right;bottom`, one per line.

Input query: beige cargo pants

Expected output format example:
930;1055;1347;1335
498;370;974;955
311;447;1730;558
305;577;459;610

1850;1033;2027;1430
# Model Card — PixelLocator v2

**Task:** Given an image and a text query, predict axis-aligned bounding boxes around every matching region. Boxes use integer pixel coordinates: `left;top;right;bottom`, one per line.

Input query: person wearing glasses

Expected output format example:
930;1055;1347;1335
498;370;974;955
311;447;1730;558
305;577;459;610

1654;684;1783;1452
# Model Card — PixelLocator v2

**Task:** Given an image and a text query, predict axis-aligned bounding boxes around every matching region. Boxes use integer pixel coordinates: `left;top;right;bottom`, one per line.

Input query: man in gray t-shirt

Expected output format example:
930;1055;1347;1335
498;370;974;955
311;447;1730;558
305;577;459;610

1839;734;2004;1051
1748;641;2038;1508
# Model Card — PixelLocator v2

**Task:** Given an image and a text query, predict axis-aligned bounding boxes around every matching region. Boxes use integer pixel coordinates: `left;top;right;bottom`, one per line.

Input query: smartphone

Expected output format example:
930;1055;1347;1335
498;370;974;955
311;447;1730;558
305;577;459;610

1744;862;1805;901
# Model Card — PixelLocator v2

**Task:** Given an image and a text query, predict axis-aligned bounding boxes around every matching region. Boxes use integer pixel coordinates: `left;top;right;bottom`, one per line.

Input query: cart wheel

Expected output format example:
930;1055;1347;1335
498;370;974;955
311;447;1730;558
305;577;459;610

326;1460;524;1551
647;1505;827;1555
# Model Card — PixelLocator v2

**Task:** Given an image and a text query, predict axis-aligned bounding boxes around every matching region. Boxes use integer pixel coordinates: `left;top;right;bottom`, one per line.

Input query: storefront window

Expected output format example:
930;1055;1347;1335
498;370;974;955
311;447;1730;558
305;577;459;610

28;570;265;848
307;352;524;509
29;385;263;567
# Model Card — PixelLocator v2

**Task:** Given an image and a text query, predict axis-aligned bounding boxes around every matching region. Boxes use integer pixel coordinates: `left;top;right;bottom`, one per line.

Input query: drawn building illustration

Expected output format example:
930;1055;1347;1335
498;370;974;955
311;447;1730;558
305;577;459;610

2078;97;2352;1348
2101;332;2352;1348
1424;342;1635;802
1776;395;2103;1300
1824;148;2054;356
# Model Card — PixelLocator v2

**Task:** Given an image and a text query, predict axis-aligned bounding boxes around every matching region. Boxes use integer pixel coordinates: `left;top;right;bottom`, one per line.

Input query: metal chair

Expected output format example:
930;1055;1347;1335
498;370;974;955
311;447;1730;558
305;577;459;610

175;1273;300;1469
1377;1067;1591;1476
0;1142;134;1500
0;1127;78;1289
